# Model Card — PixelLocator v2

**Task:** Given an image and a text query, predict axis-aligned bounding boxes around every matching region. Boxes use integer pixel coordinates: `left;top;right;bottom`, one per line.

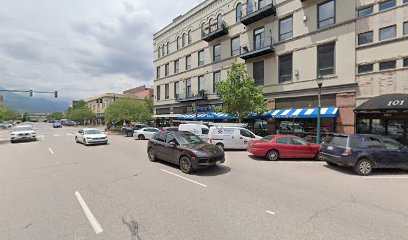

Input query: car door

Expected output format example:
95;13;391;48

77;130;84;142
238;129;255;149
290;137;311;158
380;138;408;168
164;133;180;164
274;137;292;158
152;132;167;160
364;136;388;167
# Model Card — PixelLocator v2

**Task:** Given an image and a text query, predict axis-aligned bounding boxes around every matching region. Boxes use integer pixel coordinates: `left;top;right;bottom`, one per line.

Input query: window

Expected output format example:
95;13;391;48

358;64;373;73
158;46;161;58
166;134;177;144
247;0;254;14
165;84;169;99
153;132;166;142
156;86;161;100
358;31;373;45
186;79;192;97
379;25;396;41
231;37;240;56
174;60;180;73
291;138;307;145
279;16;293;41
254;28;265;50
253;61;264;86
166;42;169;55
188;30;192;45
174;81;180;99
382;138;401;150
318;0;335;29
318;43;335;76
404;22;408;35
405;0;408;4
379;60;396;70
182;33;186;47
156;66;160;79
186;55;191;70
177;37;180;50
404;58;408;67
357;6;373;18
240;129;255;138
178;37;182;50
276;137;292;144
213;71;221;93
209;18;217;33
236;3;242;22
161;45;164;57
259;0;266;8
217;14;223;29
164;63;169;77
198;50;205;66
379;0;395;11
213;44;221;62
279;54;293;83
198;75;205;91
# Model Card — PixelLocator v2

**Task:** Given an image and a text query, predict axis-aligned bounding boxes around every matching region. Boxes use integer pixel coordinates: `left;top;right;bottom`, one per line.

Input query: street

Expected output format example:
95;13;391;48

1;123;408;240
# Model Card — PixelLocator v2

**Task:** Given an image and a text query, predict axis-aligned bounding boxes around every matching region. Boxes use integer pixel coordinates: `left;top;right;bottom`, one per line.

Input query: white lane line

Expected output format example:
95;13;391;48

266;210;276;215
160;169;207;187
364;176;408;179
0;138;5;141
74;191;104;234
48;147;54;155
66;133;74;136
53;134;61;137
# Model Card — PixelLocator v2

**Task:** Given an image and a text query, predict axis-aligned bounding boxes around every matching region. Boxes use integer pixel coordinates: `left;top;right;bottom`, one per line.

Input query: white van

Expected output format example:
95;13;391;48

178;124;209;141
208;126;261;150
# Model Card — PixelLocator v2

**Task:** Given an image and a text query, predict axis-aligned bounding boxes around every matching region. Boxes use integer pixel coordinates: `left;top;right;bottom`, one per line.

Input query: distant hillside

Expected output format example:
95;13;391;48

0;88;69;113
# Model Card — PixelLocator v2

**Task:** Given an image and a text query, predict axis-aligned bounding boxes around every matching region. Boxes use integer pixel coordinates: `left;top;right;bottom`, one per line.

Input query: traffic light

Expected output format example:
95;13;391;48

54;91;58;98
29;90;33;97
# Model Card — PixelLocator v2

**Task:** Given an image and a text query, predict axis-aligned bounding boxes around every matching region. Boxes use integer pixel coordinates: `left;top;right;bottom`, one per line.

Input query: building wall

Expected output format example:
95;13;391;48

123;86;154;98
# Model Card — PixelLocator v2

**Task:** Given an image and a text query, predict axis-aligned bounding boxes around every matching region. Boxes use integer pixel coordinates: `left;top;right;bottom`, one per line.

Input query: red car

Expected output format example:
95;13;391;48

247;135;322;161
160;127;179;132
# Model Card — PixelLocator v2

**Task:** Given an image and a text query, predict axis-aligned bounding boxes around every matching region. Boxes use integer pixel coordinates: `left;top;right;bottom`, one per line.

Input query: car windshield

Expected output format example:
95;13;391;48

176;134;205;145
260;136;275;142
13;127;34;132
84;129;102;135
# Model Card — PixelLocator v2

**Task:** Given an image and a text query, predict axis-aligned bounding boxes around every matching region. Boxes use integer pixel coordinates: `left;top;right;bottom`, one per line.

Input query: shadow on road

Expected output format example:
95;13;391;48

156;160;231;176
248;154;321;162
323;164;408;176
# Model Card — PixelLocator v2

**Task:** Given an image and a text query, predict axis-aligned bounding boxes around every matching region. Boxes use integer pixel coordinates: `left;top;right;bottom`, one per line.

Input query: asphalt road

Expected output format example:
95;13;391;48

1;123;408;240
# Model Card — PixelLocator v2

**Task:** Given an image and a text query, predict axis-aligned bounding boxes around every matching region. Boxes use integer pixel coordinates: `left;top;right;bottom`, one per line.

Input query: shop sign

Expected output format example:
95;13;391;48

387;100;405;107
196;105;221;112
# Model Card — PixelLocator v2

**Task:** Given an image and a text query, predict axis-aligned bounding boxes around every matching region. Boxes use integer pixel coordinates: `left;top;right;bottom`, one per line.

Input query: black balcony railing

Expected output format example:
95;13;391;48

240;36;275;60
201;21;228;42
240;3;276;26
176;90;207;102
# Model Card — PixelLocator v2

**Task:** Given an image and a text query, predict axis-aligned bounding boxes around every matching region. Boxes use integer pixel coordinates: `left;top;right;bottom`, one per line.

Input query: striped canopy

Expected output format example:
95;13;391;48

265;107;339;119
177;112;236;120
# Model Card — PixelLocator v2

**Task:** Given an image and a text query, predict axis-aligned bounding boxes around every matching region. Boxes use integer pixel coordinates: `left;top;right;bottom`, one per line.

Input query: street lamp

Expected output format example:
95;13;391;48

316;75;324;144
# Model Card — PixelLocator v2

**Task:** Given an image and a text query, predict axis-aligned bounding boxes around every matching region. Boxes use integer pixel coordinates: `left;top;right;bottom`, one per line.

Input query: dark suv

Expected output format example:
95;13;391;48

320;134;408;176
147;131;225;173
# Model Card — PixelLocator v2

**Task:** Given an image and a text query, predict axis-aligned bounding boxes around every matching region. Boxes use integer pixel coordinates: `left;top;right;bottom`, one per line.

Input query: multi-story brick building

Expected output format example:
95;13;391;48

123;85;154;99
153;0;408;142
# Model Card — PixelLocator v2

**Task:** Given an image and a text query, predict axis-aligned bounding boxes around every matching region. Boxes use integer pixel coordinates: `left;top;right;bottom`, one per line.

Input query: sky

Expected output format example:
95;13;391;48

0;0;204;101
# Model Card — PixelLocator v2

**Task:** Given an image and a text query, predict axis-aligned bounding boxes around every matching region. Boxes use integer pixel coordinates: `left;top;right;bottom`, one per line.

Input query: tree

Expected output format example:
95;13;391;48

0;107;5;121
47;112;64;120
66;108;96;124
2;108;20;121
105;98;153;125
216;60;267;122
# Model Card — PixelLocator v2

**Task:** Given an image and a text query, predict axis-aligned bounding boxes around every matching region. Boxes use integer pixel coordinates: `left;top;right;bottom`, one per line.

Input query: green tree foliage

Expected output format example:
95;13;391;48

66;108;96;124
1;108;20;121
47;112;64;120
0;107;5;121
105;98;153;124
216;60;267;122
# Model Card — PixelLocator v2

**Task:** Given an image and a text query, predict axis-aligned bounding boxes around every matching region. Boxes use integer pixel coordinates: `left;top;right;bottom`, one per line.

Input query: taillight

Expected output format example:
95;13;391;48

209;138;212;144
342;147;352;156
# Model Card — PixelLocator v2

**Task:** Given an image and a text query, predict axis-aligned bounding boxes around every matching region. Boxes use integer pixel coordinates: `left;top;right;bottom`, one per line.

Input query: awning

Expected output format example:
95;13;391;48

354;94;408;112
265;107;339;119
153;114;181;118
177;112;236;120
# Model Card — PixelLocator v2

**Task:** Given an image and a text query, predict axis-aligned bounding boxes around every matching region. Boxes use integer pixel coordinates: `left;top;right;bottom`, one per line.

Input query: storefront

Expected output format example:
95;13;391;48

355;94;408;145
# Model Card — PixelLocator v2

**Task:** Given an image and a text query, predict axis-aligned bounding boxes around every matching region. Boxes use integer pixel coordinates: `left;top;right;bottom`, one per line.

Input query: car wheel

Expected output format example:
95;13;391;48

354;158;373;176
75;137;79;143
127;132;132;137
266;150;279;161
148;148;157;162
138;134;145;140
216;143;224;150
84;139;88;146
325;160;337;166
10;140;15;144
315;152;324;161
179;156;193;174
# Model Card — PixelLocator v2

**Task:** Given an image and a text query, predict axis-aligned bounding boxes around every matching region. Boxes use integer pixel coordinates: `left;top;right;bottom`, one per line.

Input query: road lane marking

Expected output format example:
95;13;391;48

66;133;74;136
160;169;207;187
74;191;104;234
266;210;276;215
364;176;408;179
48;147;54;155
53;134;61;137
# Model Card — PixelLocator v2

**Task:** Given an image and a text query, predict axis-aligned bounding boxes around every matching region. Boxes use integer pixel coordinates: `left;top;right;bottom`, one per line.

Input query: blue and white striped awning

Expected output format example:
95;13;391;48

177;112;236;120
265;107;339;119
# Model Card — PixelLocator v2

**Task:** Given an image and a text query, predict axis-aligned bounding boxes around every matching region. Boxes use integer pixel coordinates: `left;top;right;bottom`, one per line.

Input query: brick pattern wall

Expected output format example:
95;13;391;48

336;93;356;134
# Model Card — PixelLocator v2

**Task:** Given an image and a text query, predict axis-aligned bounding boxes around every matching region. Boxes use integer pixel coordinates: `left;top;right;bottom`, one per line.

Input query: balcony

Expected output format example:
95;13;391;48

240;3;276;26
176;90;207;102
201;21;228;42
240;36;274;60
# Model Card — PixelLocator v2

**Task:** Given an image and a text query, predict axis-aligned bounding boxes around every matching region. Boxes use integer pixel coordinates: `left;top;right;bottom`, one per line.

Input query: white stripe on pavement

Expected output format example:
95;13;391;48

74;191;104;234
364;176;408;179
66;133;74;136
160;169;207;187
53;134;61;137
266;210;276;215
48;147;54;155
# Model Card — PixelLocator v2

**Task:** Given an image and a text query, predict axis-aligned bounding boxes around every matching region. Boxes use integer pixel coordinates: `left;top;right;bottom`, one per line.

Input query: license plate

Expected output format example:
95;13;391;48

327;146;334;150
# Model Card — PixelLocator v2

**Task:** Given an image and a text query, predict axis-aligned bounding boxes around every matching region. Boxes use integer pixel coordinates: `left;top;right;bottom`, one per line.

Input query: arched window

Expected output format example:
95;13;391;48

166;42;169;55
177;36;180;50
259;0;265;9
158;46;161;58
188;30;192;45
247;0;254;14
201;23;206;37
209;18;217;33
161;45;165;56
217;14;223;29
236;3;242;22
182;33;186;47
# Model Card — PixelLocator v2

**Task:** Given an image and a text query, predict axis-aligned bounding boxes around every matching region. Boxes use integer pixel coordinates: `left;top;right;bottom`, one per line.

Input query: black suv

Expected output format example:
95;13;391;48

147;131;225;173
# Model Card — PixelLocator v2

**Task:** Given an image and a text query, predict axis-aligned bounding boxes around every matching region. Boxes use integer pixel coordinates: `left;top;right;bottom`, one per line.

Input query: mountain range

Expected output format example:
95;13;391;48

0;88;69;113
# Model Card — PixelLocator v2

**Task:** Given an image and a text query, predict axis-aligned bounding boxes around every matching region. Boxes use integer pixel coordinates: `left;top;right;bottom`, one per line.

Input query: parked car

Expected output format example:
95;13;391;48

0;124;8;129
208;126;261;150
123;124;148;137
161;127;179;132
320;134;408;176
276;121;305;137
147;131;225;173
247;135;322;161
178;124;209;141
10;125;37;143
65;120;77;126
75;128;108;146
52;121;62;128
133;127;160;140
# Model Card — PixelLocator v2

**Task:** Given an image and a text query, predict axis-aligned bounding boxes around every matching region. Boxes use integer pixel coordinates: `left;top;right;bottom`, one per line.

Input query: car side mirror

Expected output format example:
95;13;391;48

169;142;177;147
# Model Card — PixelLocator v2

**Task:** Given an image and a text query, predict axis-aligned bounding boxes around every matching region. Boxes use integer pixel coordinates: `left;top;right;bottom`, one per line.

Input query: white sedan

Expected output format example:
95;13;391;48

75;128;108;146
133;127;159;140
10;125;37;143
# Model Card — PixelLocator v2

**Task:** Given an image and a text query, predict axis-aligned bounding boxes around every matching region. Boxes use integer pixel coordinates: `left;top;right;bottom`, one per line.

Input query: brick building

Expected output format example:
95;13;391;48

123;85;154;99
